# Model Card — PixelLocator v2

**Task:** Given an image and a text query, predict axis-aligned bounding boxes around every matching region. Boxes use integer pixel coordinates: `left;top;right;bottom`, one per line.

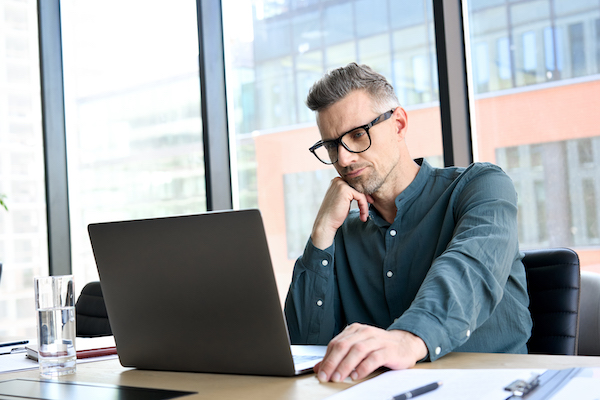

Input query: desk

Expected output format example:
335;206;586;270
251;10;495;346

1;353;599;400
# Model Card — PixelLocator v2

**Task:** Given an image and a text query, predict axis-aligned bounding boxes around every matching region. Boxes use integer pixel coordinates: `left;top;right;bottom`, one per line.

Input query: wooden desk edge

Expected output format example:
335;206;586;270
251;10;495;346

0;352;598;400
415;352;600;369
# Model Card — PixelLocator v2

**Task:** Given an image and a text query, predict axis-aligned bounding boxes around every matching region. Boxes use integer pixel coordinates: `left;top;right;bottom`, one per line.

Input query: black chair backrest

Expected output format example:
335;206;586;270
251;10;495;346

75;281;112;337
522;248;580;355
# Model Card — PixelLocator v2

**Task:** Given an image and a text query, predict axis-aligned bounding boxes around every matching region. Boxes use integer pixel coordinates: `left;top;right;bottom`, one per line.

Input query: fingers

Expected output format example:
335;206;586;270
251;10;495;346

316;325;427;383
317;324;379;383
313;361;322;374
312;178;371;249
349;348;387;381
356;193;372;222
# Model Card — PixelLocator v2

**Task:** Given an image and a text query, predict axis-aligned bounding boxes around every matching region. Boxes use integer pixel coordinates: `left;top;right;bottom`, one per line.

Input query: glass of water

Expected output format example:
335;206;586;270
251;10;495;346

34;275;76;377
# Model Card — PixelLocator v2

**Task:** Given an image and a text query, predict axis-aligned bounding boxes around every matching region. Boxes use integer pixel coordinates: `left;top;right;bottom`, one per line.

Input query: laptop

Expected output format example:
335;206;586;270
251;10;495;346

87;209;325;376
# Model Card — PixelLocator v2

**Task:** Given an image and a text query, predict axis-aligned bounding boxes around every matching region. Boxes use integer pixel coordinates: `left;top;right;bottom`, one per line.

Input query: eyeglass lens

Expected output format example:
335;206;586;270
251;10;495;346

314;128;371;164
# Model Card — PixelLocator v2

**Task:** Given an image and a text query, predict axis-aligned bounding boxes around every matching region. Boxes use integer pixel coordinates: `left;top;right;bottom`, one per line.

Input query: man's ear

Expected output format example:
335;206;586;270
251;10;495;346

393;107;408;140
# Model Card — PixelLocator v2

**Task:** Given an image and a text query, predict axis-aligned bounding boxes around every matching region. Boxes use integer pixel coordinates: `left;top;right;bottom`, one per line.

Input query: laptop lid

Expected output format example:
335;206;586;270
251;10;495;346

88;209;321;376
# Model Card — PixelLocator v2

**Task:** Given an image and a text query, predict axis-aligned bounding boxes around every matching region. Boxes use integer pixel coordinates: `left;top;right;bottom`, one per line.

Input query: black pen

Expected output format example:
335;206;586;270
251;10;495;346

0;340;29;348
390;381;442;400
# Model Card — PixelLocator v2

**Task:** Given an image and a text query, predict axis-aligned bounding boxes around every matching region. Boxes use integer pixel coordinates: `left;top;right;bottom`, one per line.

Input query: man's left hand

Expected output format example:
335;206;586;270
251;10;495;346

315;323;428;383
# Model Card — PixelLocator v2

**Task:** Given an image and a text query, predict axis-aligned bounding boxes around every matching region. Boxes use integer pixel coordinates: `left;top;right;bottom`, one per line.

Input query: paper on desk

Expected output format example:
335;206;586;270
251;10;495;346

551;368;600;400
325;369;545;400
0;352;38;373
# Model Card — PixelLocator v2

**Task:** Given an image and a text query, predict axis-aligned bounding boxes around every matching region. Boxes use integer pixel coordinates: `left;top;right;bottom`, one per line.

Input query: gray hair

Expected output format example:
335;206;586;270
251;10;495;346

306;63;400;113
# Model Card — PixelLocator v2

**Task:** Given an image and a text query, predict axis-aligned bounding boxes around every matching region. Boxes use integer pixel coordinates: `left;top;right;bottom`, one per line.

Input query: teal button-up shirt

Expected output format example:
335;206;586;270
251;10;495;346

284;159;532;360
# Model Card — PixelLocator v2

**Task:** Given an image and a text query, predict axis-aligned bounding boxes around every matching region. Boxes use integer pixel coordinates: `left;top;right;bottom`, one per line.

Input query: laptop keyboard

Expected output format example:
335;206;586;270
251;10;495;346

292;354;322;365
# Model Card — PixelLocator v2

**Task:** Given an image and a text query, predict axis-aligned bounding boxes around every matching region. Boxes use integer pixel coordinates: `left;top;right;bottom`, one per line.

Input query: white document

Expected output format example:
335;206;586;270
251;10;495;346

325;369;546;400
551;369;600;400
0;353;38;374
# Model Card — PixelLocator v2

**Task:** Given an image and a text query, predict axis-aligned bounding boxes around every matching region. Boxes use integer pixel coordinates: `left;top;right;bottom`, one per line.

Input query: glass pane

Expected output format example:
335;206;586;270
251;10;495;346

0;0;48;337
466;0;600;273
61;0;205;292
222;0;442;301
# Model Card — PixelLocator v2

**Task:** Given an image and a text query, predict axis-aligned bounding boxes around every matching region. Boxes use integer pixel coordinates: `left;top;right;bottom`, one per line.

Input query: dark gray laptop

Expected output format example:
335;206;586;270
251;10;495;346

87;209;325;376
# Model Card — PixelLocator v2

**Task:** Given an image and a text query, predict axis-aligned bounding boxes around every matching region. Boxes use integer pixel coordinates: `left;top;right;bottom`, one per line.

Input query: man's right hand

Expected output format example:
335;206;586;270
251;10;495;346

311;177;372;250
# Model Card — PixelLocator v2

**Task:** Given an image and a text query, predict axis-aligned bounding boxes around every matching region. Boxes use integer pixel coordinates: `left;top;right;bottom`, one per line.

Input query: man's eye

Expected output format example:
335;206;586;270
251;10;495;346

350;129;366;139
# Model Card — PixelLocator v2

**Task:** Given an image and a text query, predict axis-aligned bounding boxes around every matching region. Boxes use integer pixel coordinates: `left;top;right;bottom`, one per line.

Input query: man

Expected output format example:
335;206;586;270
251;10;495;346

284;63;532;383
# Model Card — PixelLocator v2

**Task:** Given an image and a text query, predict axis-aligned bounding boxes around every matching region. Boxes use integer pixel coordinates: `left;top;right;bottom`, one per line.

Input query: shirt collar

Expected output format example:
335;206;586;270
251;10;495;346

368;158;431;226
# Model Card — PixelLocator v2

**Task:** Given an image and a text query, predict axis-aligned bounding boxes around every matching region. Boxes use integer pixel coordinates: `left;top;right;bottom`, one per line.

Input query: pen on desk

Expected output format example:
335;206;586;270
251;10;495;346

0;340;29;348
390;381;442;400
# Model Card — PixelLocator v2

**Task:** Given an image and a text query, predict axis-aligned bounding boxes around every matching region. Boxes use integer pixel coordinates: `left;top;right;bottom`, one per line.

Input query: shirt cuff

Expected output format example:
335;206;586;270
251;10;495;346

299;237;335;277
387;310;468;362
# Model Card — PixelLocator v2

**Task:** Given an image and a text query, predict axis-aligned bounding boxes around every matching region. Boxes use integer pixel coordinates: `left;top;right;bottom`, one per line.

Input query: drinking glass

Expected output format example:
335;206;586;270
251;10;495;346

34;275;76;377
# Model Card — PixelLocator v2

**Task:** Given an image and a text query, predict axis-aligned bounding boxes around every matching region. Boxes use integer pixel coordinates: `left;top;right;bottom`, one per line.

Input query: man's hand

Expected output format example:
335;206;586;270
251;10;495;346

314;323;428;383
311;177;373;250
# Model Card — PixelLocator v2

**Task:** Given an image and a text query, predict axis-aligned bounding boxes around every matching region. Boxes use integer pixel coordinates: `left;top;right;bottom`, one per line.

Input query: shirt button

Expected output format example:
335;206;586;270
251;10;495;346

435;347;441;355
389;229;397;237
321;259;329;267
466;329;471;337
316;300;323;307
386;271;393;278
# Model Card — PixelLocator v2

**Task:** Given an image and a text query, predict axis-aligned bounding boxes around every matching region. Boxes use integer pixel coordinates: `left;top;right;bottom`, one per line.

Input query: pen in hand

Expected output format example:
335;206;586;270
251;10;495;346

390;381;442;400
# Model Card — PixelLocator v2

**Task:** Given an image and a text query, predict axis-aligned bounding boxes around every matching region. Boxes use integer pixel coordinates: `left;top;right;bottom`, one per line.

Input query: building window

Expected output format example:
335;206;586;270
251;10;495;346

497;37;512;83
578;138;594;165
583;179;599;240
595;19;600;73
473;42;490;93
522;31;537;84
569;22;586;77
543;26;562;80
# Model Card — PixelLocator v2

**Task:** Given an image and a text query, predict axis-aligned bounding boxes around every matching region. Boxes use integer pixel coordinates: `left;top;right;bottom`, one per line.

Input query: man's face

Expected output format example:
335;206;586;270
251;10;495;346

316;90;403;195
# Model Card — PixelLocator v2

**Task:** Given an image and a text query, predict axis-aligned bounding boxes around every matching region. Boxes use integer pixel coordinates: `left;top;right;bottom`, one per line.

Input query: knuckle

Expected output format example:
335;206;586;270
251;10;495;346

347;322;362;331
369;350;385;364
332;339;350;353
320;358;337;371
352;341;369;354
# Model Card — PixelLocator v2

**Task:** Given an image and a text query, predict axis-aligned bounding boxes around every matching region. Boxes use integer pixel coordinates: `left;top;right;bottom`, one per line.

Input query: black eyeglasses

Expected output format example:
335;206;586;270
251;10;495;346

309;109;395;165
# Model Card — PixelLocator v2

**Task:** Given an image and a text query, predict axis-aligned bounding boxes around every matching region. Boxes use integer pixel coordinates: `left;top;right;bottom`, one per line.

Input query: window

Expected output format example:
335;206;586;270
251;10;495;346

596;19;600;73
522;31;538;84
569;22;586;77
467;0;600;272
222;0;442;299
497;37;512;84
0;0;47;338
60;0;205;291
583;179;599;240
578;138;594;165
543;26;563;79
473;42;490;93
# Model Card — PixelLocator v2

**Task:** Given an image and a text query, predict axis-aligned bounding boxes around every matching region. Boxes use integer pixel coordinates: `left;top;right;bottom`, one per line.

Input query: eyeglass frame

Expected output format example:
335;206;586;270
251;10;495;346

308;108;396;165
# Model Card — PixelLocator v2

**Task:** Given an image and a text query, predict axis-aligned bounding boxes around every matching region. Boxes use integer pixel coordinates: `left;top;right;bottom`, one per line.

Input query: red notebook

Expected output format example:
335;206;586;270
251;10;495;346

26;336;117;361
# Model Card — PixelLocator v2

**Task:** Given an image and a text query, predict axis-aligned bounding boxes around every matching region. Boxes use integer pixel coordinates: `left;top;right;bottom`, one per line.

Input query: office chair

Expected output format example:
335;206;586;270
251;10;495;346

522;248;580;355
577;271;600;356
75;281;112;337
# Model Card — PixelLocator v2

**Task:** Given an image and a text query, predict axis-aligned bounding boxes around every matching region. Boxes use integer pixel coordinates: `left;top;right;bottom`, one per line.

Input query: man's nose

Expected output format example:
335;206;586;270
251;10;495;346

335;143;355;167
